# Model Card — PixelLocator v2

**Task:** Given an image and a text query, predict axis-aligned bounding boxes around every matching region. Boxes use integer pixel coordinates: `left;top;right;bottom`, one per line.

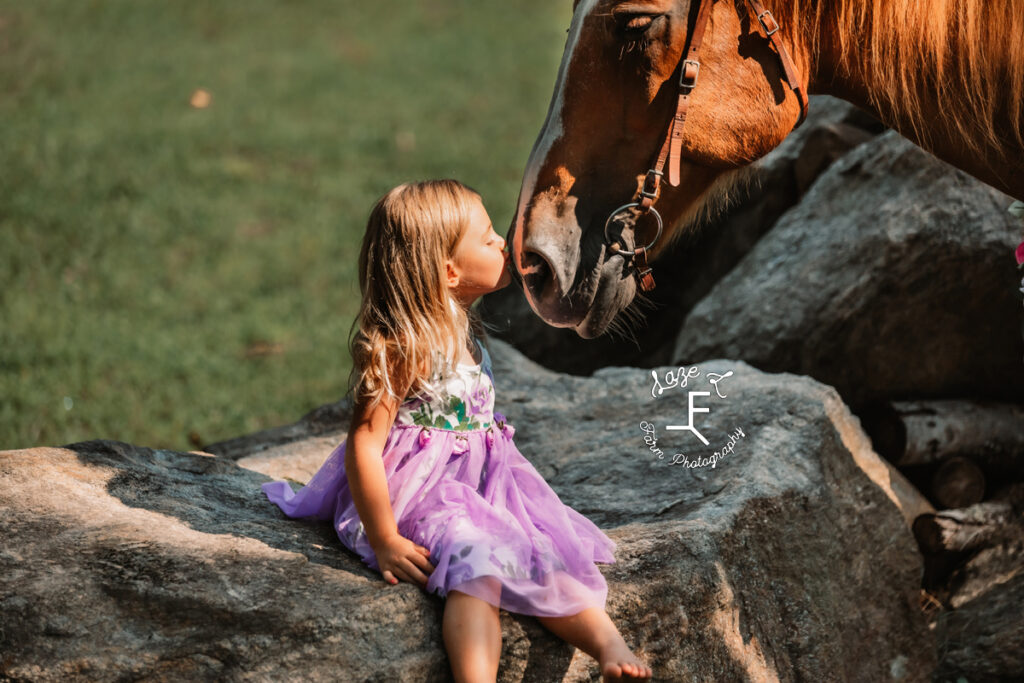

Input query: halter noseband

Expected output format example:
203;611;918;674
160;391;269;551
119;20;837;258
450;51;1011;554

605;0;809;292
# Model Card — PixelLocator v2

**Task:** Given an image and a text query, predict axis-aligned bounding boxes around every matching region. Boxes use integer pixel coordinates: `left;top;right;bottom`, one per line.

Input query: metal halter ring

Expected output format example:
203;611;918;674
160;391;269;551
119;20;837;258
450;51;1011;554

603;202;664;257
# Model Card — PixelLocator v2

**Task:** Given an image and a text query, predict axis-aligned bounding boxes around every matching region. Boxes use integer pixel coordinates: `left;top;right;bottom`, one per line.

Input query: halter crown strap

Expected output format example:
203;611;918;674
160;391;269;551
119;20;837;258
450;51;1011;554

745;0;809;125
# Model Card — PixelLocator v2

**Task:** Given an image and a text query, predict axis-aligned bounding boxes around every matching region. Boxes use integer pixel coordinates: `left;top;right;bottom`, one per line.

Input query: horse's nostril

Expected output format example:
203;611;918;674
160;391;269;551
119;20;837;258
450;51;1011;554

521;249;555;299
521;249;545;272
521;249;549;279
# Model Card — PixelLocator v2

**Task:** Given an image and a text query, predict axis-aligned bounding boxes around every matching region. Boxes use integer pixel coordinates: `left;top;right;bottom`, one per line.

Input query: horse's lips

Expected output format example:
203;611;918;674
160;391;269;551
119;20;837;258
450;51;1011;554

573;253;632;339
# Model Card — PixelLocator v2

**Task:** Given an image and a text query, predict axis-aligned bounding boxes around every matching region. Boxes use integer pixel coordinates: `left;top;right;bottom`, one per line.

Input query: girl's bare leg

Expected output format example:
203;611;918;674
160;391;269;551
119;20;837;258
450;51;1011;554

537;607;652;681
443;584;502;683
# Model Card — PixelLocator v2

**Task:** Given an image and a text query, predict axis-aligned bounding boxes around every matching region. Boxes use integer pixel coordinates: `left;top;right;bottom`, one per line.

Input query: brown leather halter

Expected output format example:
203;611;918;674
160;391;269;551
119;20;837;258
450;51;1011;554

604;0;810;292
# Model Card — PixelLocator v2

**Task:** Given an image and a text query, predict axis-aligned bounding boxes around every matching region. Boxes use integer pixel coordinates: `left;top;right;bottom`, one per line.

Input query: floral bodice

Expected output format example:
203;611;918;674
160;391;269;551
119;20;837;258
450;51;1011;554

395;337;495;431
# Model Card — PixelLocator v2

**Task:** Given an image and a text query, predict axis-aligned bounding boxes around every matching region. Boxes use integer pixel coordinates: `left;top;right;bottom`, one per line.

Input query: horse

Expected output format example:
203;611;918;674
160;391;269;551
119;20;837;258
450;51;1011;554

508;0;1024;338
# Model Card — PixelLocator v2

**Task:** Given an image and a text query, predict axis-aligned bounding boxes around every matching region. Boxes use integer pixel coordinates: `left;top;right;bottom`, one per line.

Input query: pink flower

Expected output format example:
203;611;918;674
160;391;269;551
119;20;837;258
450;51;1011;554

452;437;469;454
468;386;490;415
485;430;495;448
1016;240;1024;268
418;428;432;448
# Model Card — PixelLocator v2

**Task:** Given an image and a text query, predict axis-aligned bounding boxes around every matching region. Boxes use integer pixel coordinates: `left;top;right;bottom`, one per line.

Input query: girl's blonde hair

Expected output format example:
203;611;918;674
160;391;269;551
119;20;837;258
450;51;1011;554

345;179;488;412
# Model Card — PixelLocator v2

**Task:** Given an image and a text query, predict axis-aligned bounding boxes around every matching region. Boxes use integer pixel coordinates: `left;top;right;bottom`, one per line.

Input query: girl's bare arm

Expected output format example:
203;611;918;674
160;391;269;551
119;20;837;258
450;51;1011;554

345;393;402;549
345;389;435;586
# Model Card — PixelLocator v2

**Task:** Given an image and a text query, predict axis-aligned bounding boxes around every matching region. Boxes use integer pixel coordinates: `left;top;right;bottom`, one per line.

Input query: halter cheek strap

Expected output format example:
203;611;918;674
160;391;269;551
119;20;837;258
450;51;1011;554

607;0;809;293
644;0;808;202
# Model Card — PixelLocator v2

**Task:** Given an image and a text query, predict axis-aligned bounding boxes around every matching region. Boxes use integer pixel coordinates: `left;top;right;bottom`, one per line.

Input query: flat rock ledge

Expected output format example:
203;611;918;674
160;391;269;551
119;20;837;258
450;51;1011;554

1;340;934;681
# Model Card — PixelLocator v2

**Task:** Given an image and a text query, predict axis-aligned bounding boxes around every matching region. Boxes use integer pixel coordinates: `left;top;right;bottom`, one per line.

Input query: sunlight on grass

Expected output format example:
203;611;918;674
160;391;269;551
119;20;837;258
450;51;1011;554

0;0;573;450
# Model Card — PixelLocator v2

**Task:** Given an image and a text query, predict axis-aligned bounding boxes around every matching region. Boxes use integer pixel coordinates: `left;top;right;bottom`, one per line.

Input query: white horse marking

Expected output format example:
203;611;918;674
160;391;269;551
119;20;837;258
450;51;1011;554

512;0;600;253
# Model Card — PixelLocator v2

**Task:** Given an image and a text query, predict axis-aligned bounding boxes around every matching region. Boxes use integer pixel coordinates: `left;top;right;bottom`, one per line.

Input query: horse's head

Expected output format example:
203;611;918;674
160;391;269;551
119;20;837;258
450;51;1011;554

509;0;809;337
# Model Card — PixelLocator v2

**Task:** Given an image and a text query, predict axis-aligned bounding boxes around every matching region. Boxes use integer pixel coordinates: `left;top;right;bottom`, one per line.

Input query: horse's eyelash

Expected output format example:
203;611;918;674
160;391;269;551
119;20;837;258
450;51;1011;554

619;38;652;60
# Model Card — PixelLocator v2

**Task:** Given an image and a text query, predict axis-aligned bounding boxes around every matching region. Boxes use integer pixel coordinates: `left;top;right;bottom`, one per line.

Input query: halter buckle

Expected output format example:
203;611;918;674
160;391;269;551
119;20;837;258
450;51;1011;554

680;60;700;90
633;247;656;292
638;170;662;201
757;10;779;36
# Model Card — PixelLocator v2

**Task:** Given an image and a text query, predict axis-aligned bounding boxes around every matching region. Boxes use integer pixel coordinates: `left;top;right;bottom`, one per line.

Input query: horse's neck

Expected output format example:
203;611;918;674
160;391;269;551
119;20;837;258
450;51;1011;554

803;0;1023;199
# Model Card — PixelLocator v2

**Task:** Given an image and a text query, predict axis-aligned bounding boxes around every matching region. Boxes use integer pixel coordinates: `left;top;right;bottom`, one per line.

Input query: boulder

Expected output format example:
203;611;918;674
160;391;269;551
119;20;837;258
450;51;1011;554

1;340;935;681
932;571;1024;682
915;483;1024;682
481;95;884;375
673;130;1024;411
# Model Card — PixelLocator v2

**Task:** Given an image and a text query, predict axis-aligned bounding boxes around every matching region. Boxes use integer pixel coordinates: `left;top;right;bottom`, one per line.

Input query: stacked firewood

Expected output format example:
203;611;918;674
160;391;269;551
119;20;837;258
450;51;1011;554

865;401;1023;579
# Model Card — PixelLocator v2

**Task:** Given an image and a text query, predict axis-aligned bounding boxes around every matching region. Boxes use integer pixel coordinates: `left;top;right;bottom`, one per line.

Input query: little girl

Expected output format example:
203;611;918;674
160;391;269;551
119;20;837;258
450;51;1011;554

261;179;652;682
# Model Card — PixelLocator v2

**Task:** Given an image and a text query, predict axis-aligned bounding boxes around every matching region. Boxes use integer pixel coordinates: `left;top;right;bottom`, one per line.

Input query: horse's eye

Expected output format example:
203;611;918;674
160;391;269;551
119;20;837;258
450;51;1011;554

615;13;662;39
623;15;654;32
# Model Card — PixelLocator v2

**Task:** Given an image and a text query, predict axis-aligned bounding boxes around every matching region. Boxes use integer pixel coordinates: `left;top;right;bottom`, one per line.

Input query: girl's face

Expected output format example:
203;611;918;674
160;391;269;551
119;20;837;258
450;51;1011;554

447;196;512;305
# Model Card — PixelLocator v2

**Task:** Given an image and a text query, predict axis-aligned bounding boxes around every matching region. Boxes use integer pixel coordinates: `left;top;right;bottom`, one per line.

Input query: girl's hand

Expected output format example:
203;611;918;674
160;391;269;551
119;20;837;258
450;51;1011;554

371;533;435;588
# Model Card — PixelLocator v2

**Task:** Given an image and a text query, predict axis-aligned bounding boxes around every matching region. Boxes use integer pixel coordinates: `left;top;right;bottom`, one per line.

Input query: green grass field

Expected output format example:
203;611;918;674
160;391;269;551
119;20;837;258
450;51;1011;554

0;0;571;451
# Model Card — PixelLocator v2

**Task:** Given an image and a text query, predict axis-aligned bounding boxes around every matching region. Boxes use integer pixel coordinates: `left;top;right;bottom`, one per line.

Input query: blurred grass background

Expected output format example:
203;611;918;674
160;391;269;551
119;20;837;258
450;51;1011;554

0;0;571;451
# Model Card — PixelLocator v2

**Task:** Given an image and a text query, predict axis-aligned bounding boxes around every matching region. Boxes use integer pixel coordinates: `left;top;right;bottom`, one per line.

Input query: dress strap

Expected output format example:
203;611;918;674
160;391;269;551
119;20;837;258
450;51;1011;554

476;337;494;381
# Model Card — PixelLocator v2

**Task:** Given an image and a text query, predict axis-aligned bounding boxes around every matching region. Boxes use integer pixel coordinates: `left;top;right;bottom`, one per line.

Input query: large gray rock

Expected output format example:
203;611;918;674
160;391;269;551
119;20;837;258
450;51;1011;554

482;95;884;375
673;130;1024;411
915;483;1024;682
2;340;935;681
933;571;1024;681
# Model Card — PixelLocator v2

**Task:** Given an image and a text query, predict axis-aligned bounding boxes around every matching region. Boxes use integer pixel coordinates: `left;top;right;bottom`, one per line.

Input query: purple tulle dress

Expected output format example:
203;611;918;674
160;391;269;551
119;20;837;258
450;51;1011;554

261;336;617;617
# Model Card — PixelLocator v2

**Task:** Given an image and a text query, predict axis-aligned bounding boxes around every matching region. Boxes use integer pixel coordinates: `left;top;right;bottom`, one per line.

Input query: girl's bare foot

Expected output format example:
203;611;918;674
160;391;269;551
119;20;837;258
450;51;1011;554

598;639;652;681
